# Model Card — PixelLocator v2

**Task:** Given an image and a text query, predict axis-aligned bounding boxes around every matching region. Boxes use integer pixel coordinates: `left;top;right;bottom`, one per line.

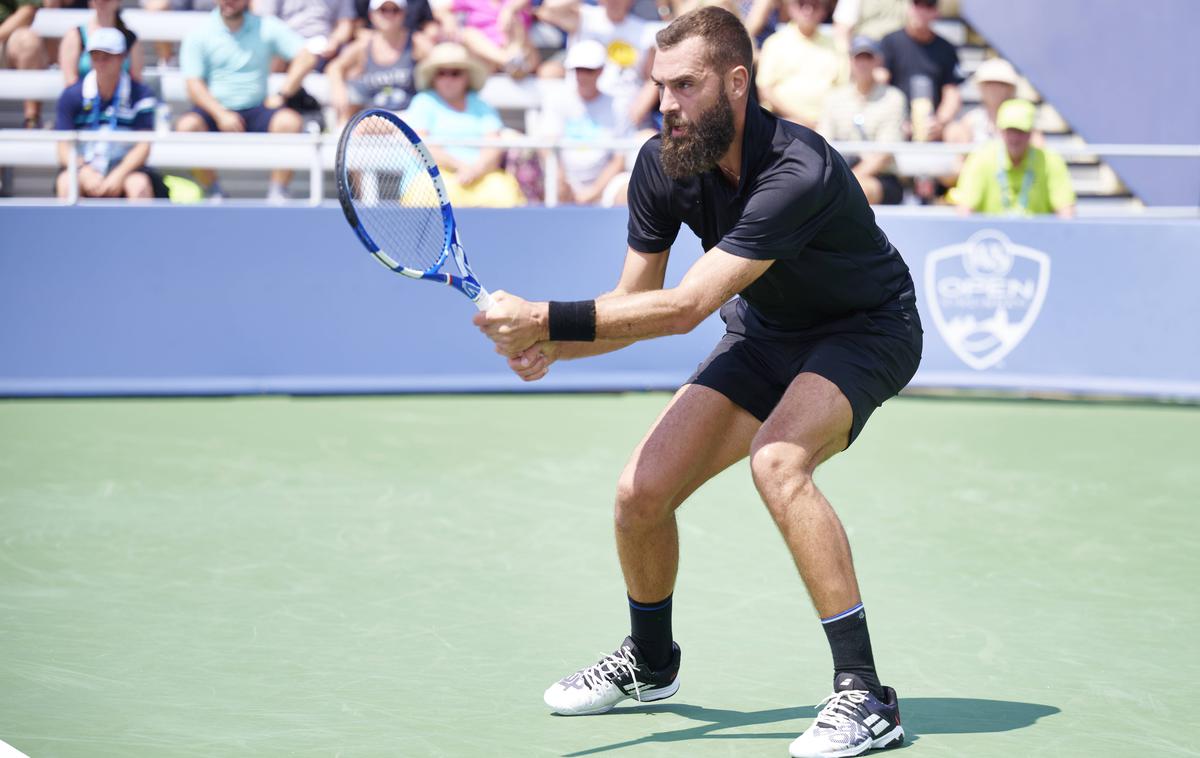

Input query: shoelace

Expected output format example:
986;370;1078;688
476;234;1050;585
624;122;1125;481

813;689;870;729
580;645;644;701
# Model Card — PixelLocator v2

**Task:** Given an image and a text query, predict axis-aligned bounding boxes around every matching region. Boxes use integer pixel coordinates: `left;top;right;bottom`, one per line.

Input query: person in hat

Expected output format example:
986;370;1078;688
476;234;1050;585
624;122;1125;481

175;0;318;201
53;27;164;200
326;0;421;126
405;42;525;206
431;0;540;78
819;35;906;204
57;0;144;88
945;57;1031;145
757;0;846;128
955;98;1075;217
538;38;633;206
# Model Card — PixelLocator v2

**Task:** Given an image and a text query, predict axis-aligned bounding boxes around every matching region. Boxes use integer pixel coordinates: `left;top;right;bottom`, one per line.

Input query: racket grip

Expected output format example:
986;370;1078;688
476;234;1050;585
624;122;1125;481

474;289;496;311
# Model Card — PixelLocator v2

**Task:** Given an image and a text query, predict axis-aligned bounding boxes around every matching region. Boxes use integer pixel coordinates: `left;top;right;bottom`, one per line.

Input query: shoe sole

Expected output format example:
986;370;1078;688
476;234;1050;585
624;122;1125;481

789;725;904;758
551;678;680;716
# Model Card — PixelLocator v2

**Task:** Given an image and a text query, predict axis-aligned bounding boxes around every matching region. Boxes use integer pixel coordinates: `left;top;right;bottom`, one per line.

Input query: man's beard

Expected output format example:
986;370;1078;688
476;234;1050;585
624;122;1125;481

660;86;736;181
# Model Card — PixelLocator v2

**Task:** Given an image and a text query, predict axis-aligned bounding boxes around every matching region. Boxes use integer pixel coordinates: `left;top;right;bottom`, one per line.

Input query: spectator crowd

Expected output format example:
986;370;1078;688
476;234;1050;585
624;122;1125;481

1;0;1074;214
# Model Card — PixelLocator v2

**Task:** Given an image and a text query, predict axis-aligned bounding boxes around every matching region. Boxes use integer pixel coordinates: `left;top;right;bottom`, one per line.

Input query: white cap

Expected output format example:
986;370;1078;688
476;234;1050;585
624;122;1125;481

974;58;1019;87
564;39;607;71
370;0;407;10
86;27;127;56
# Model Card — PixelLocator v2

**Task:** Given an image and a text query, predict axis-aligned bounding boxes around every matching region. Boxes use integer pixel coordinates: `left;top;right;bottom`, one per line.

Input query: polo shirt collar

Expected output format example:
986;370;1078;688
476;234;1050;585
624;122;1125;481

729;95;774;195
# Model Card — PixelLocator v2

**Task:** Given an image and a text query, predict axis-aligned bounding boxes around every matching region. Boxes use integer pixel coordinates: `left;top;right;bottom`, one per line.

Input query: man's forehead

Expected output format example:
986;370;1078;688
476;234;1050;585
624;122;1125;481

651;42;710;82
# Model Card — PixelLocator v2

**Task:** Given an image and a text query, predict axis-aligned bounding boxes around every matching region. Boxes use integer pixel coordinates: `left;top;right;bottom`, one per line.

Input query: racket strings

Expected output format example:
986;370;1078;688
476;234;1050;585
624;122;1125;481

343;114;449;273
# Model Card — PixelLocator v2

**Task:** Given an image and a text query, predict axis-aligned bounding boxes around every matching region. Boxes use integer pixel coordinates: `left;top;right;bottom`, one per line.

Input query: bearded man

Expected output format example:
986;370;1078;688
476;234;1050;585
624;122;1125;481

474;7;921;756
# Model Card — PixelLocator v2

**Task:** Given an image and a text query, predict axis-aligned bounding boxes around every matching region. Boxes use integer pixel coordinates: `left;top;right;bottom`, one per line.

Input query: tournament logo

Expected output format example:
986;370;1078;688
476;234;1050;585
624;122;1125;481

924;230;1050;370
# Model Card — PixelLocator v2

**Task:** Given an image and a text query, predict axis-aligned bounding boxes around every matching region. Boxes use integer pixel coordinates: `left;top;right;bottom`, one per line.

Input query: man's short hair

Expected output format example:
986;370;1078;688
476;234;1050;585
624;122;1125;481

655;6;753;77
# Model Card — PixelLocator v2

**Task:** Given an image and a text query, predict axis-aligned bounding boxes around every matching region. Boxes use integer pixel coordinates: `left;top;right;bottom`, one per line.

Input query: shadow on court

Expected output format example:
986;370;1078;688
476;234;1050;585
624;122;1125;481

561;698;1061;755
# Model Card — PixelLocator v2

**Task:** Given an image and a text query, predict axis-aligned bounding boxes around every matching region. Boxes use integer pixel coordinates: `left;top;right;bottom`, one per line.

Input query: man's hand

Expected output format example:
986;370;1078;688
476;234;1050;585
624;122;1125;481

471;290;548;357
215;109;246;132
507;342;558;381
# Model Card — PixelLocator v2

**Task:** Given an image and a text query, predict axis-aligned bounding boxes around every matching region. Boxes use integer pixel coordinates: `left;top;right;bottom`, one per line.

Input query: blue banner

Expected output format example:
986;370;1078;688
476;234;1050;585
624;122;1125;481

1;206;1197;399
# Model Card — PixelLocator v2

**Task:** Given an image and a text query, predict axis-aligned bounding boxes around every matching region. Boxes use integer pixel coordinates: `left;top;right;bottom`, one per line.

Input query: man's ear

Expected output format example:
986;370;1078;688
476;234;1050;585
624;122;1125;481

727;65;750;100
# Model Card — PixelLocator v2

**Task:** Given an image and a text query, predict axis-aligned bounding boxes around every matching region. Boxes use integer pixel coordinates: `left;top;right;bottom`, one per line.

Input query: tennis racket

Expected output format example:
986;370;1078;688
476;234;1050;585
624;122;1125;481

335;108;495;311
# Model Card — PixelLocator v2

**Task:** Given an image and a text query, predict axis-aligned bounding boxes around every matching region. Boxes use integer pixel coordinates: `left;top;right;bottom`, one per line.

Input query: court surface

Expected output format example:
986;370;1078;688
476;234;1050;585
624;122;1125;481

1;394;1197;757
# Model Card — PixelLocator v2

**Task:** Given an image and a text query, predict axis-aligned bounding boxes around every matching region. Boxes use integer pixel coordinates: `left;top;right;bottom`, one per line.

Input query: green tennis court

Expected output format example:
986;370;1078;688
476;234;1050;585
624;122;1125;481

1;395;1197;757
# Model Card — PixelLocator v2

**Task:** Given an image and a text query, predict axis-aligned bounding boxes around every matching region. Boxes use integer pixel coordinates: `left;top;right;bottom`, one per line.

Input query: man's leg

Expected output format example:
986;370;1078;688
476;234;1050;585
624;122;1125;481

750;372;858;618
175;111;218;194
753;372;904;757
543;383;760;716
266;107;302;192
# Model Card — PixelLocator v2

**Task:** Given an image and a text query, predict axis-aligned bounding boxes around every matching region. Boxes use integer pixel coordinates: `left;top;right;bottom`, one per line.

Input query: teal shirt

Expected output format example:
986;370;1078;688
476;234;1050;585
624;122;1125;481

404;91;503;165
180;10;304;111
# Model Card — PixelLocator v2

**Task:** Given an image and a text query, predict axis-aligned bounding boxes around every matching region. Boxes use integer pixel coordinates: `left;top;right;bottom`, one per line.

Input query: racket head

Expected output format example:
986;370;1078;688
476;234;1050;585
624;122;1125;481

335;109;456;277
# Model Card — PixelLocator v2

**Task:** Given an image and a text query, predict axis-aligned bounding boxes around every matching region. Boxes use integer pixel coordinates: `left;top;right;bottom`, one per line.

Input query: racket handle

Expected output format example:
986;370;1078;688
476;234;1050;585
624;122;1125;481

474;289;495;311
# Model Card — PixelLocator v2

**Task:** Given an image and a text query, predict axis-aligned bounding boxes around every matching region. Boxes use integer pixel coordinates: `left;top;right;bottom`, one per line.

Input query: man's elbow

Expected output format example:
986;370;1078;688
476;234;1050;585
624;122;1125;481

665;292;709;335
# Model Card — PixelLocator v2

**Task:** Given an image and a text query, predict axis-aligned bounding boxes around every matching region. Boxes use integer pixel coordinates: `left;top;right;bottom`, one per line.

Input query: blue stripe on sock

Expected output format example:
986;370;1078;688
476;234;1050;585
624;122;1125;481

820;602;864;624
628;595;673;612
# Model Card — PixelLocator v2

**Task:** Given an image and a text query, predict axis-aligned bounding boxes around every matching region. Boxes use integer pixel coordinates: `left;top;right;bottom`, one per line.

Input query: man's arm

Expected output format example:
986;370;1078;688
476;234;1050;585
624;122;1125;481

931;83;961;141
264;48;318;107
477;246;772;357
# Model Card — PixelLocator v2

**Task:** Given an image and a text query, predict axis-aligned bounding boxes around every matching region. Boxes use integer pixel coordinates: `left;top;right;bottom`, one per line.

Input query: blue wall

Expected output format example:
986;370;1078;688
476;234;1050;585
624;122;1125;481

2;206;1198;400
961;0;1200;207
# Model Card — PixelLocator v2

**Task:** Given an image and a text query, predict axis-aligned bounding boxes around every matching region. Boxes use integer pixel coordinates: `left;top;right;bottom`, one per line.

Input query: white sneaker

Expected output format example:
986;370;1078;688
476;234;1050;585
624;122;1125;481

789;674;904;757
266;183;290;205
543;636;680;716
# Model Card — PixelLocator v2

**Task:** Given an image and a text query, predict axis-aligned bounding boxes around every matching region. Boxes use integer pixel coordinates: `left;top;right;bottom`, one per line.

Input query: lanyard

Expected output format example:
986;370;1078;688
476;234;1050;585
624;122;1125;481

996;143;1035;215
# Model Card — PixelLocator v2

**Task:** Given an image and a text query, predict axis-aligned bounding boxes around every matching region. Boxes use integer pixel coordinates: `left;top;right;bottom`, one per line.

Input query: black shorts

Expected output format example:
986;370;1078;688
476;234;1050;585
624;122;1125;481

687;298;923;447
188;104;282;133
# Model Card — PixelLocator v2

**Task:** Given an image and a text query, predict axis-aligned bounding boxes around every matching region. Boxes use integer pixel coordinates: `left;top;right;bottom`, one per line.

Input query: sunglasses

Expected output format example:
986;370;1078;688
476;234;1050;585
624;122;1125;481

374;4;404;13
436;69;467;78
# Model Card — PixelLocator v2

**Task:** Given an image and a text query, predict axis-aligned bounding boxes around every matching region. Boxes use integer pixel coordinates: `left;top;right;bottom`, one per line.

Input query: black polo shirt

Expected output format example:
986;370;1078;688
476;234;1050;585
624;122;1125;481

627;103;915;331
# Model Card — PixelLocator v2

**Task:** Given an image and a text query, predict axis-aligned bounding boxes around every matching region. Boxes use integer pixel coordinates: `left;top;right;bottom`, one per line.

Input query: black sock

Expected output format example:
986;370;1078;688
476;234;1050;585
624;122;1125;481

628;593;673;670
821;602;884;698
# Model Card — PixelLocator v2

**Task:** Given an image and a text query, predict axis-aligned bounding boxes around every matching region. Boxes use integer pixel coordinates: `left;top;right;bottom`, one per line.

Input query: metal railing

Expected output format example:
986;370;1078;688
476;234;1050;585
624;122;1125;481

2;128;1198;207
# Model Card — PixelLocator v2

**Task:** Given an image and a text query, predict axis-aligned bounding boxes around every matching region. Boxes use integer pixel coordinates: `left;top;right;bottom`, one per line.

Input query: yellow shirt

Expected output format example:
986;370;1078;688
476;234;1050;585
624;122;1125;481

757;24;847;126
956;140;1076;216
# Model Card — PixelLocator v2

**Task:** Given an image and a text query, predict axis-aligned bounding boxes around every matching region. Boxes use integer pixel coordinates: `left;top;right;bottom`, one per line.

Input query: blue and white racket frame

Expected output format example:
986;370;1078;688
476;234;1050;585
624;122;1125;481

335;108;495;311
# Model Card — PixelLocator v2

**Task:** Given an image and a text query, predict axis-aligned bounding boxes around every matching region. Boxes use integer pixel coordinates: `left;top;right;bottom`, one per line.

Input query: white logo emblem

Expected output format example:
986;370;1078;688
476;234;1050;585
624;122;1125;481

924;230;1051;370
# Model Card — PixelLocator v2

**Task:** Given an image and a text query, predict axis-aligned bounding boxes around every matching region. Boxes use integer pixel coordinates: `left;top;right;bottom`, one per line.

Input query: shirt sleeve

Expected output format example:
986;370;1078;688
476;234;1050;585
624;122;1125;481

716;146;843;260
625;139;681;253
1044;149;1076;211
130;83;158;130
942;39;965;86
54;86;79;130
954;146;989;211
179;32;207;80
475;99;503;133
335;0;356;21
263;15;305;61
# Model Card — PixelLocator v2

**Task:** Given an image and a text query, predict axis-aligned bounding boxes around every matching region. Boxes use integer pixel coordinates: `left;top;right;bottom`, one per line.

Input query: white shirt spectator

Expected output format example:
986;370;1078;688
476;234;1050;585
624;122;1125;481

540;83;630;192
573;5;661;122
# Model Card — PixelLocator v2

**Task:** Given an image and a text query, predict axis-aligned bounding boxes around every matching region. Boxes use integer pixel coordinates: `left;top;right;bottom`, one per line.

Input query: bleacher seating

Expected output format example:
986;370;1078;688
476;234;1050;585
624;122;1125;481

0;5;1150;206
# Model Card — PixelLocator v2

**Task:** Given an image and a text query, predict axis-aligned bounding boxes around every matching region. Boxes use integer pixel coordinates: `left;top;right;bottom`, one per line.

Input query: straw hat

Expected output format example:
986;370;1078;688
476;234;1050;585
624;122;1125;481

973;58;1019;87
415;43;488;92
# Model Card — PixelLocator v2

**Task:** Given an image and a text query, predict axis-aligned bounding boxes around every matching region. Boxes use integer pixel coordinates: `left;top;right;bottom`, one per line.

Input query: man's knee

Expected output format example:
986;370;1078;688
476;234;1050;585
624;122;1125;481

55;170;72;199
749;439;817;515
613;466;679;533
268;107;302;133
175;112;206;132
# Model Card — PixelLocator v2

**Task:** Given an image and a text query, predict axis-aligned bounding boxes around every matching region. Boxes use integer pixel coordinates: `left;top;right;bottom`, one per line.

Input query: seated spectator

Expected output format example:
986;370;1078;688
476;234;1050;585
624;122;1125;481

352;0;437;59
945;57;1019;145
4;0;90;128
176;0;318;201
756;0;846;128
819;35;905;205
432;0;540;78
955;99;1075;218
139;0;214;69
832;0;906;49
253;0;357;71
327;0;420;125
538;39;631;206
58;0;144;86
406;42;525;206
53;28;164;200
879;0;962;142
561;0;663;132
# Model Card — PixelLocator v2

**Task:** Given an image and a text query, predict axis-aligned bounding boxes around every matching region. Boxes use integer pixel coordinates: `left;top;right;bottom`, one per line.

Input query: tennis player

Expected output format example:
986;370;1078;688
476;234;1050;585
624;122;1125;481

474;7;920;756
